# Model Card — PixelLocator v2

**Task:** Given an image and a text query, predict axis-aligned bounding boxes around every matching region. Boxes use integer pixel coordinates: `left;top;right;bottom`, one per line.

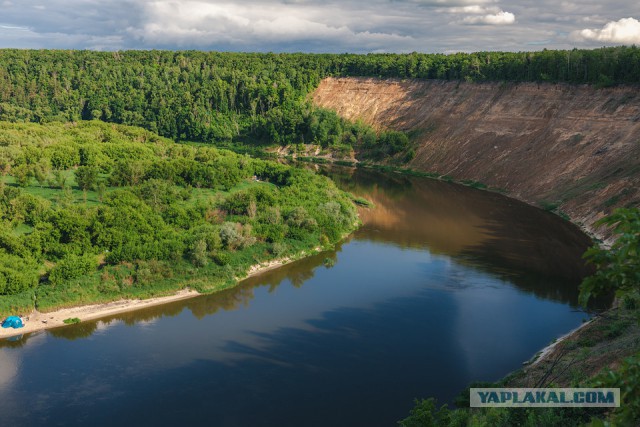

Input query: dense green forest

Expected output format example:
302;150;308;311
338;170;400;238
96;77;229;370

0;47;638;154
0;121;358;313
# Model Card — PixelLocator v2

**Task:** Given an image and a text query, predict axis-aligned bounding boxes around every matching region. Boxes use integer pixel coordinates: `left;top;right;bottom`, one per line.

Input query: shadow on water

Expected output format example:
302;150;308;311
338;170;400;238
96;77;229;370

7;288;467;427
323;166;610;308
0;165;608;427
3;166;607;347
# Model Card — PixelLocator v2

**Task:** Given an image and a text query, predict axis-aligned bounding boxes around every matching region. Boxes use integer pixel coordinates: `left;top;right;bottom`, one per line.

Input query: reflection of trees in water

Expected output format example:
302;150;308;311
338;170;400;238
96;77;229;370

48;322;99;340
187;286;256;319
328;166;603;308
5;245;341;346
317;165;415;200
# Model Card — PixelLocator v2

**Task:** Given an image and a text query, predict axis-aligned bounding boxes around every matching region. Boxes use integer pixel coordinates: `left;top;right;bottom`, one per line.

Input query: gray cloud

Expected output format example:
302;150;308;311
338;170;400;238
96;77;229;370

0;0;639;52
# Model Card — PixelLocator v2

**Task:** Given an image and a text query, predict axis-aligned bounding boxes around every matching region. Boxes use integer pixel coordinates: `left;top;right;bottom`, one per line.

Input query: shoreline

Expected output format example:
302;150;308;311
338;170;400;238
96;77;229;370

526;316;596;368
0;251;317;340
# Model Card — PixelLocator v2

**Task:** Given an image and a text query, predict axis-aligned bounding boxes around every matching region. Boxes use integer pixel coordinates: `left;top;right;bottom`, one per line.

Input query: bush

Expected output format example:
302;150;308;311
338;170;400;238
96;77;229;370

579;208;640;306
212;252;230;266
189;239;208;267
49;254;97;286
0;265;38;295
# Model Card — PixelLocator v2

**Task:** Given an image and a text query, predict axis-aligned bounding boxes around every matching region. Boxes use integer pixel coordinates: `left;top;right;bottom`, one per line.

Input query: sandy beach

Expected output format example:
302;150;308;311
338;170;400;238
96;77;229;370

0;253;310;340
0;289;201;339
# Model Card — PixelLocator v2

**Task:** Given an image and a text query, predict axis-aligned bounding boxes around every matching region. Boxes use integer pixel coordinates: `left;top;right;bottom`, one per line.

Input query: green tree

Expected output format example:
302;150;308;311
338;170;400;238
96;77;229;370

12;164;31;187
579;208;640;306
189;239;208;267
48;253;97;286
75;166;98;191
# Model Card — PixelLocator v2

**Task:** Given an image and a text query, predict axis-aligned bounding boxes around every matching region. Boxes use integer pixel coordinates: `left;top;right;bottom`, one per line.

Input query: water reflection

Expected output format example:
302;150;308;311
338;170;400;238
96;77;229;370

323;166;600;306
0;166;605;427
3;167;602;346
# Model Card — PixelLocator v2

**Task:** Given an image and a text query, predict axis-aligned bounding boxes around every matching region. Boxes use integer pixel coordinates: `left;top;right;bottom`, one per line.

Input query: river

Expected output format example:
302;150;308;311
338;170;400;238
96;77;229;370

0;166;600;426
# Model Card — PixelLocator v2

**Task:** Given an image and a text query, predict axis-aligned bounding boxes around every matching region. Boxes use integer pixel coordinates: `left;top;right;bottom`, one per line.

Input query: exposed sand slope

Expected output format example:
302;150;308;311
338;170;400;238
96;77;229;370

313;77;640;241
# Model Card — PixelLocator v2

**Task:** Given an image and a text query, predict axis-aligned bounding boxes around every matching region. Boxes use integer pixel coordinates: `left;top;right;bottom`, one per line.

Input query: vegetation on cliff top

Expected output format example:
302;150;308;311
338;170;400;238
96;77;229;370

1;47;638;155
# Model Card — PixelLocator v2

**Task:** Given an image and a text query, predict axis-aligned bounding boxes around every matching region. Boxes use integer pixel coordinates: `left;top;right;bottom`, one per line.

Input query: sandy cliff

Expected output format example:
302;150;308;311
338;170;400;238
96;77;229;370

313;77;640;240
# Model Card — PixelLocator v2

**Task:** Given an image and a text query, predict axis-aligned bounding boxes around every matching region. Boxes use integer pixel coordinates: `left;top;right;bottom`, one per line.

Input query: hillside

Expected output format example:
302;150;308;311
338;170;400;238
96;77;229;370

313;77;640;240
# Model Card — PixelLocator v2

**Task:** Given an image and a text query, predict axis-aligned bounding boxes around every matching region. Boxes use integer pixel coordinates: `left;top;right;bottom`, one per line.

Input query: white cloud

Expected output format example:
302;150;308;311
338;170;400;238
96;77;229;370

128;1;414;49
447;5;501;14
461;10;515;25
1;0;640;52
418;0;496;4
0;24;28;30
572;17;640;44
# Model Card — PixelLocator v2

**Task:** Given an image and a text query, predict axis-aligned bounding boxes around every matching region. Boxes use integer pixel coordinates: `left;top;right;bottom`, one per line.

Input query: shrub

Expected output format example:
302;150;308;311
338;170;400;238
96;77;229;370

49;254;97;286
189;239;208;267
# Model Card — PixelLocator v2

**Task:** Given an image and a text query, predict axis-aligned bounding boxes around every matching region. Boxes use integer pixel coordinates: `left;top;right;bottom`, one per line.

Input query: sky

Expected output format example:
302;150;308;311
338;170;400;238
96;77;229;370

1;0;640;53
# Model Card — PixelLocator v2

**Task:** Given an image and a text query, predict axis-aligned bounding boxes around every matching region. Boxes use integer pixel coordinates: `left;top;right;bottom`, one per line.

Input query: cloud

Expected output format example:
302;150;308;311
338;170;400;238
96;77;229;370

127;1;414;51
460;11;515;25
447;5;501;14
0;0;639;52
572;17;640;44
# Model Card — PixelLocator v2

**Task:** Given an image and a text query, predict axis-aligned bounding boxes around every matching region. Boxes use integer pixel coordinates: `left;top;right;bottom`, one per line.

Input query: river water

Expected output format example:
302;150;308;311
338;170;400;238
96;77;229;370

0;167;598;426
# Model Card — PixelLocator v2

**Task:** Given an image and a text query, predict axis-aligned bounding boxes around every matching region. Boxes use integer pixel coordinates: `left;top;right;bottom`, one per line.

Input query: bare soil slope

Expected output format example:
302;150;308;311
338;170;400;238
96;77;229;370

313;77;640;240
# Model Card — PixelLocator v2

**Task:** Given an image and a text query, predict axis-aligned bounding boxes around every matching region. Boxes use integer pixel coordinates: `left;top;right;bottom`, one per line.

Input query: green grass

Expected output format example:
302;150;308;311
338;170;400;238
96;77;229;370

0;290;35;316
2;171;112;207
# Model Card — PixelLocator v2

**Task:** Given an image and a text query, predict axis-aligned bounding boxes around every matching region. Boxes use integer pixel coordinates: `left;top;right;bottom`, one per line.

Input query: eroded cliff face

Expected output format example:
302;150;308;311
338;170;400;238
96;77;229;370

313;77;640;241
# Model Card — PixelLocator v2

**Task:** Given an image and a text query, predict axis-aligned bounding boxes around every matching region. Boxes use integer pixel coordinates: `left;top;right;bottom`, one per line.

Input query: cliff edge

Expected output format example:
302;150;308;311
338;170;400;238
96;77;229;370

313;77;640;241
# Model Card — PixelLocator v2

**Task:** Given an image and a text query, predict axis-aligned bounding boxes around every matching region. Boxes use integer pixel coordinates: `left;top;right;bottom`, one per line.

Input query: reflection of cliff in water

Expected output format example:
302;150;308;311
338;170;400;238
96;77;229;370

323;166;601;307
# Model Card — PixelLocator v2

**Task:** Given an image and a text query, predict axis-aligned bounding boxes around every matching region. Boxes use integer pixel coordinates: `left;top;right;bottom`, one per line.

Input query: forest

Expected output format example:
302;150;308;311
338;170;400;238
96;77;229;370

0;47;638;155
0;121;358;313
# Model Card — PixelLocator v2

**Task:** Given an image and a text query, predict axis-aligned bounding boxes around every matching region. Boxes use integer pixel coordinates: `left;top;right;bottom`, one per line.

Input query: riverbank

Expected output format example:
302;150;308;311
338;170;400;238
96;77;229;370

0;288;200;339
313;77;640;245
279;152;607;244
0;248;325;340
504;302;640;388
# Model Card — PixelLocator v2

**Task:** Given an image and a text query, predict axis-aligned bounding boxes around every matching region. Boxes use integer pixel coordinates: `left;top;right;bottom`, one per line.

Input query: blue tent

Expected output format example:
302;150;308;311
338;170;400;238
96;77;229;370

2;316;24;329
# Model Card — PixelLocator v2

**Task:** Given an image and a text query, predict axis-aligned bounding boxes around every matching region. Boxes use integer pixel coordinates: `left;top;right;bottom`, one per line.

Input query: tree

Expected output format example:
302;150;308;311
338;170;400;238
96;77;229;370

33;158;51;187
189;239;208;267
50;170;68;189
579;208;640;306
75;166;98;191
12;164;31;187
